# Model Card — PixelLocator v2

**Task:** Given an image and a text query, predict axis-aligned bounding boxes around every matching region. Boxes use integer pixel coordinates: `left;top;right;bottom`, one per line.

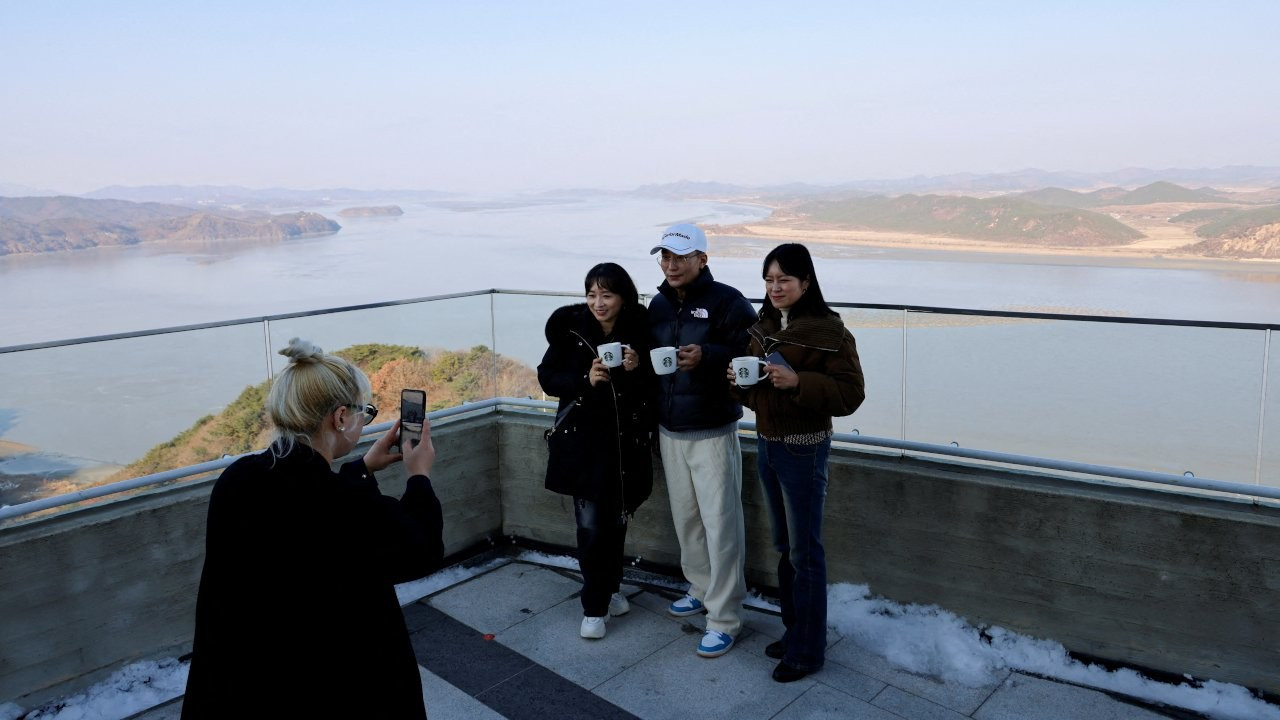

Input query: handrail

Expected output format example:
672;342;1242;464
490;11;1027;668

0;400;521;522
2;395;1275;523
0;289;580;355
7;290;1280;355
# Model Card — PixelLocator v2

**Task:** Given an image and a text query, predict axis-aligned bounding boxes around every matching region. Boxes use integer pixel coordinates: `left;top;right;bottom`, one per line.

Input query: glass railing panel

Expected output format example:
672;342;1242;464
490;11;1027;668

1261;330;1280;489
836;307;905;440
0;323;268;509
902;313;1268;484
490;292;577;400
264;294;497;413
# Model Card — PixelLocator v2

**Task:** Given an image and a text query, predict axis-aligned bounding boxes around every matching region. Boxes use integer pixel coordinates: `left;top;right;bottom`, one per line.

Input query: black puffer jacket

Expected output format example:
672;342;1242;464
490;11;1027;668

537;303;654;513
648;268;757;431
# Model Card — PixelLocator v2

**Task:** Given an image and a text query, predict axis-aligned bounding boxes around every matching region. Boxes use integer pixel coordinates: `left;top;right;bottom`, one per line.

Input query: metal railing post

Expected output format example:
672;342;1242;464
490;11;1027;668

261;319;274;384
489;290;500;400
1257;328;1272;486
900;308;909;445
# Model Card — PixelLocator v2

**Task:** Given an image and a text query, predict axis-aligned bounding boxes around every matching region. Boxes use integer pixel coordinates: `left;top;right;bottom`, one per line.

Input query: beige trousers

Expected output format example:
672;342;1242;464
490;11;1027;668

659;427;746;636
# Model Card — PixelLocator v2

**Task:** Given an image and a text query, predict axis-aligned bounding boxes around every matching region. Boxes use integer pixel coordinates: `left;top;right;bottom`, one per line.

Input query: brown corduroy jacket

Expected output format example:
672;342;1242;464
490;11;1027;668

736;311;865;439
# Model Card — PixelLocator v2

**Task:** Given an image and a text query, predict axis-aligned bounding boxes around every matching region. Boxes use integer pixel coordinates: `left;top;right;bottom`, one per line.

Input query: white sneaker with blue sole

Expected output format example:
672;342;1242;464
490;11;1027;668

696;630;734;657
667;594;705;617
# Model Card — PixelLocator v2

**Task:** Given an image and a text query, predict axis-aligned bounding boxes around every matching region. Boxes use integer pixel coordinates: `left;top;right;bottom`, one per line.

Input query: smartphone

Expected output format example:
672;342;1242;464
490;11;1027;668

764;350;793;372
397;389;426;452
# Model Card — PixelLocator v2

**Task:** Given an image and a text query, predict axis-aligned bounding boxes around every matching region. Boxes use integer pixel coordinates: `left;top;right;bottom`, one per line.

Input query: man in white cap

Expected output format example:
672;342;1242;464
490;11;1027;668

647;222;756;657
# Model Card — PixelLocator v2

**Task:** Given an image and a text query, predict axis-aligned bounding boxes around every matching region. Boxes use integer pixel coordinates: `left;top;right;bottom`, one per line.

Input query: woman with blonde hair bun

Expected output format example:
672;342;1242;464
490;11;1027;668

183;338;444;719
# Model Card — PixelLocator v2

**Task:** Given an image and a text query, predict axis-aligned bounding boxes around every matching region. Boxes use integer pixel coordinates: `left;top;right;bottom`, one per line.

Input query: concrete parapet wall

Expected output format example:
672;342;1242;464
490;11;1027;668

500;413;1280;695
832;453;1280;694
498;416;685;568
2;411;1277;703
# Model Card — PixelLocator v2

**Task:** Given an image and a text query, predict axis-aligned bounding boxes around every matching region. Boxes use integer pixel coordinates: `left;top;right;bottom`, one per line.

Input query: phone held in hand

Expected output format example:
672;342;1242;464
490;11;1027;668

764;350;793;372
397;389;426;452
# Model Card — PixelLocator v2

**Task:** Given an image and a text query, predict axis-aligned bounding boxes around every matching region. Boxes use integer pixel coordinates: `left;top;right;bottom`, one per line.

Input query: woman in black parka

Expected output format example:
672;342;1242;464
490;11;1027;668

183;338;443;719
538;263;654;640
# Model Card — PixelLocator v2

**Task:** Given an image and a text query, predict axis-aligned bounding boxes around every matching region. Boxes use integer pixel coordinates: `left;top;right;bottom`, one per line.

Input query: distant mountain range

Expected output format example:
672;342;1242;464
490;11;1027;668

0;196;340;256
80;185;452;210
1015;182;1230;208
632;166;1280;199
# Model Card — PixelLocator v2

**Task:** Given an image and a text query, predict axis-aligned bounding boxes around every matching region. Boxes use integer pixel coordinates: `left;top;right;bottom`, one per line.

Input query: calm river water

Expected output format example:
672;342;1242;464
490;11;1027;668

2;193;1279;502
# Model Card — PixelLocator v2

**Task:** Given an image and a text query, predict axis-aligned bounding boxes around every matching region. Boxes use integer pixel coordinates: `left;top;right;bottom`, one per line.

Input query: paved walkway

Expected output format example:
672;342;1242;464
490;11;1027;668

140;557;1177;719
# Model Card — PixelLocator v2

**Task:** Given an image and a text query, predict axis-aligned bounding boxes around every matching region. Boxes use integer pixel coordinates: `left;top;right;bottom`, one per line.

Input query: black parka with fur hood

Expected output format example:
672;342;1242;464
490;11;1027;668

537;303;654;514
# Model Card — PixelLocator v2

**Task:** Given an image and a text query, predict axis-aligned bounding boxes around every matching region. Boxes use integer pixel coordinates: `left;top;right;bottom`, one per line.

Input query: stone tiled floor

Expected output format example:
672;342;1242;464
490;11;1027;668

402;560;1173;720
141;557;1178;719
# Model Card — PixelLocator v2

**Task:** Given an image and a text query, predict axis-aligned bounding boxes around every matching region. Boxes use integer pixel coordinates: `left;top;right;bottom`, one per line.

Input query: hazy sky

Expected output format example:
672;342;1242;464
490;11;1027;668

5;1;1279;194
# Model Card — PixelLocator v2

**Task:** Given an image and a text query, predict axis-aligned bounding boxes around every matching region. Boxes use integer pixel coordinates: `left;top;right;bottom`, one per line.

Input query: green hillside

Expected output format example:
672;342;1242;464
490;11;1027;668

1018;182;1226;209
1168;208;1239;225
1014;187;1104;208
1191;204;1280;238
793;194;1144;245
1111;182;1224;205
110;343;540;481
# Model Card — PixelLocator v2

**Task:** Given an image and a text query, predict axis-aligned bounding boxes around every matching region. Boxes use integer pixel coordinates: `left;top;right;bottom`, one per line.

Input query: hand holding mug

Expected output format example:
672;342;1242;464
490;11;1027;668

676;343;702;371
621;345;639;372
589;358;612;386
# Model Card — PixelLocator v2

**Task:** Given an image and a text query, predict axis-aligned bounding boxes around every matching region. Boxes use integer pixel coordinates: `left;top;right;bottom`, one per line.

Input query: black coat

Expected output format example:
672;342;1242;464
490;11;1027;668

182;445;444;719
537;303;654;514
648;268;757;431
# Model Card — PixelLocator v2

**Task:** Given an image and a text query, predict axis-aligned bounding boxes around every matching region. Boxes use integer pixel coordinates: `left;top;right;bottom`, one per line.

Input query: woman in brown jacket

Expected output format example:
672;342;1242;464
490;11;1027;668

728;243;865;683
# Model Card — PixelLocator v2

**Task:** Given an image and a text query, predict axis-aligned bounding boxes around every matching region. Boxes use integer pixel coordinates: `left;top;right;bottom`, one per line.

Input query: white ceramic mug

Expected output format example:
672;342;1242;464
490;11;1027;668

732;356;768;386
598;342;625;368
651;346;677;375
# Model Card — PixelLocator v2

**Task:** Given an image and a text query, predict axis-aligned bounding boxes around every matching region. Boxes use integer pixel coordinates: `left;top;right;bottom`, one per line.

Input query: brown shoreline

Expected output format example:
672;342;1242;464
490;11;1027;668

707;225;1280;273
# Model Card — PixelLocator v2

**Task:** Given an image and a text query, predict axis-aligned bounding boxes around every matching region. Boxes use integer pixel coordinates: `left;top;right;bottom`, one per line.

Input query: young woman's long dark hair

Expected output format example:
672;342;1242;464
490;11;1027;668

761;243;836;319
584;262;640;307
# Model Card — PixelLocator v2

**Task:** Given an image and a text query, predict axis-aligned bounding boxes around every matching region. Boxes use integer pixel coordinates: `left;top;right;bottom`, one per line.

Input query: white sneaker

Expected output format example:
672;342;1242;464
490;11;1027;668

580;615;608;639
608;592;631;617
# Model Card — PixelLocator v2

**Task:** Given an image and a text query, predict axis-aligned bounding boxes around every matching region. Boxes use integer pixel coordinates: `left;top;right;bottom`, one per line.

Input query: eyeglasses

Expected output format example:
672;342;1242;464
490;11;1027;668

354;403;378;426
658;251;703;266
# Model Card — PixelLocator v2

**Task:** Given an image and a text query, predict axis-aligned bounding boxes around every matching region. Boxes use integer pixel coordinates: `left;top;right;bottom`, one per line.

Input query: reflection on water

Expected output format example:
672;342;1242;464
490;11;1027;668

1220;271;1280;285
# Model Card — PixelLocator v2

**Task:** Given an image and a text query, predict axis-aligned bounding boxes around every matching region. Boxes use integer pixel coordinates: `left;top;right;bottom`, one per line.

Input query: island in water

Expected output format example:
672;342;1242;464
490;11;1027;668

337;205;404;218
0;196;340;256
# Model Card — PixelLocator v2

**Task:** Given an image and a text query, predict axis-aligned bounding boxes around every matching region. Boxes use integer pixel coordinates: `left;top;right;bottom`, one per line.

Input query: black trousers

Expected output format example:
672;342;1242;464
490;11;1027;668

574;497;629;617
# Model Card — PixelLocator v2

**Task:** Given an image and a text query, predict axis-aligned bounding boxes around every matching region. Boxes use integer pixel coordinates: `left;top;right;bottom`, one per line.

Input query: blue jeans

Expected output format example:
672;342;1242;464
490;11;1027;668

757;437;830;671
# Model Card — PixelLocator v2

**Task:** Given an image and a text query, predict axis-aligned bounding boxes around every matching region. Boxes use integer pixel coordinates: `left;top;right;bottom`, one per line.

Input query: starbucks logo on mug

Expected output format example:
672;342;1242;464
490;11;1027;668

662;356;673;368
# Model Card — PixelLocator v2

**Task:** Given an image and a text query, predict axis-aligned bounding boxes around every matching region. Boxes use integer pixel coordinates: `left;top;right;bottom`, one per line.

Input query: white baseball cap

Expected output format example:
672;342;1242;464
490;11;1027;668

650;223;707;255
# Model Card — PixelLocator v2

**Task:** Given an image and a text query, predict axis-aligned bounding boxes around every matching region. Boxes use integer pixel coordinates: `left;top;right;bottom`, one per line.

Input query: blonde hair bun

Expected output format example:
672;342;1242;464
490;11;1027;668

280;338;326;364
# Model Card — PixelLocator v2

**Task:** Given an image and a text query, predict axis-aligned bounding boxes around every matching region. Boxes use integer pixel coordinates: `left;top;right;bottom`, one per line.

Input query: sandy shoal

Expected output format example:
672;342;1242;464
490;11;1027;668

708;223;1280;271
